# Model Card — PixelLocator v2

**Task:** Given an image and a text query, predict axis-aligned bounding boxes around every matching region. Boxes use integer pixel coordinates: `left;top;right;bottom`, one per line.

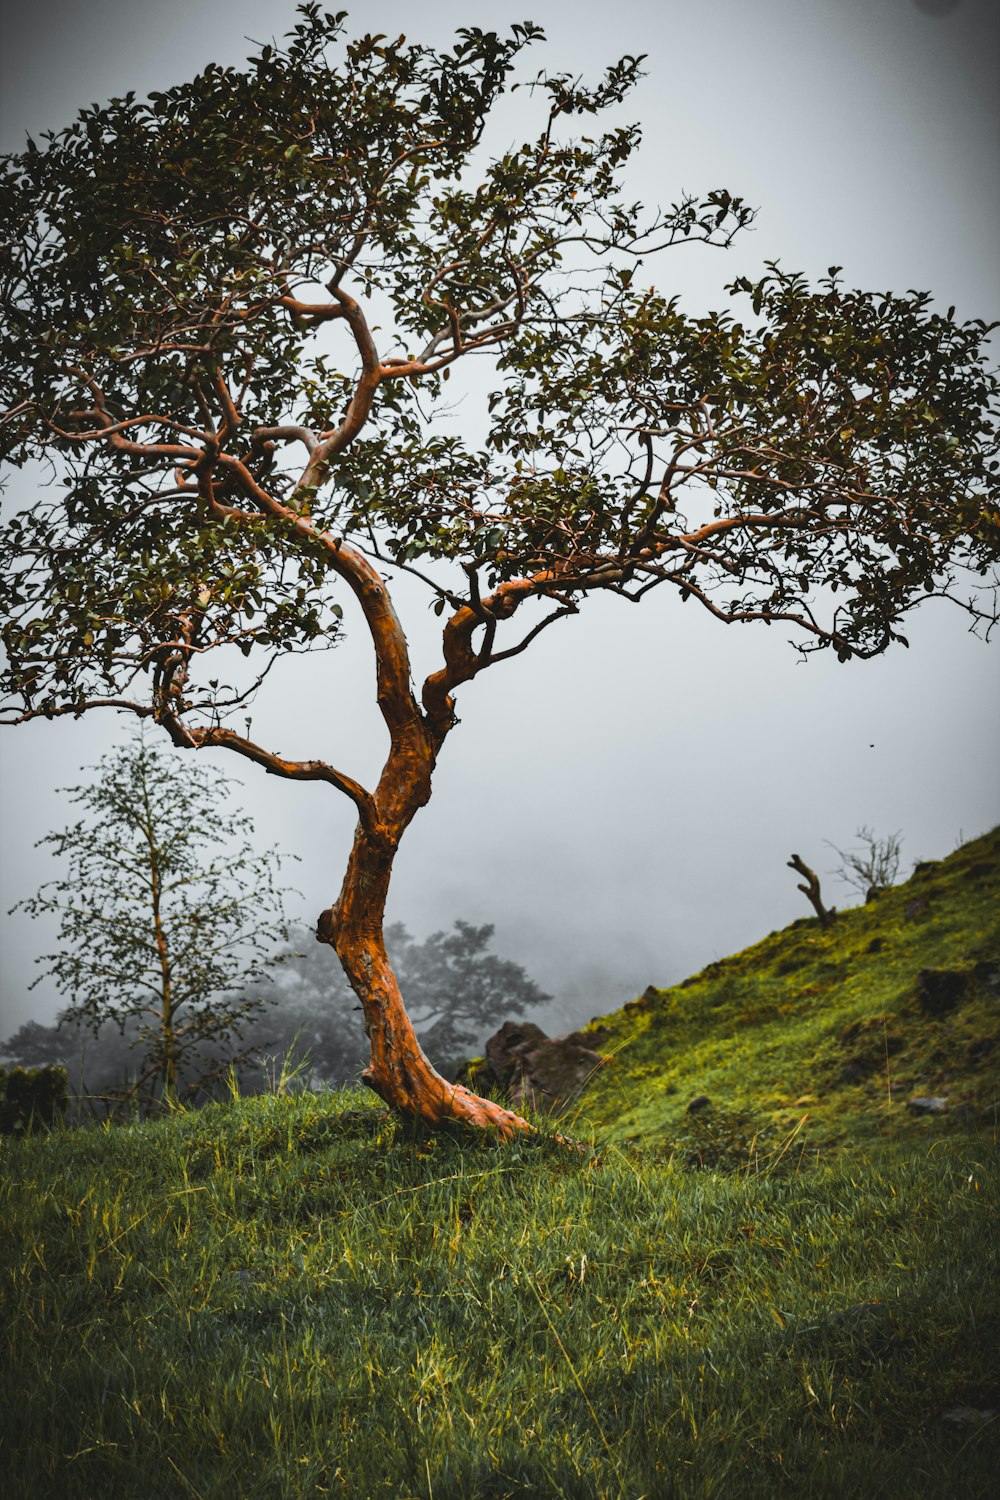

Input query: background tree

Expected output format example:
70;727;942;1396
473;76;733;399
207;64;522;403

1;917;550;1103
388;920;550;1068
829;827;904;903
12;734;292;1110
240;919;551;1087
0;1012;165;1120
1;9;997;1133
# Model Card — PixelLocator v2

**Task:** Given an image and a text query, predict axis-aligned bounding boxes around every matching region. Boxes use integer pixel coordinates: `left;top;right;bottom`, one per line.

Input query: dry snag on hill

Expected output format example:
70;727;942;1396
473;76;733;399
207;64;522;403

2;8;998;1133
787;855;836;929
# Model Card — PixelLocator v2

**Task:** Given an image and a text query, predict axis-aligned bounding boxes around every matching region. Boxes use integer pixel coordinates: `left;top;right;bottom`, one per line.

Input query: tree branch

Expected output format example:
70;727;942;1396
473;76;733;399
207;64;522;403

0;697;154;726
484;602;579;665
175;724;380;834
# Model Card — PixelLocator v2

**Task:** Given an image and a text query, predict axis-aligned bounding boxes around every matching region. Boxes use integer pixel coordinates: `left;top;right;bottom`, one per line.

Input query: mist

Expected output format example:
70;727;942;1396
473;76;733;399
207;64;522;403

1;0;997;1042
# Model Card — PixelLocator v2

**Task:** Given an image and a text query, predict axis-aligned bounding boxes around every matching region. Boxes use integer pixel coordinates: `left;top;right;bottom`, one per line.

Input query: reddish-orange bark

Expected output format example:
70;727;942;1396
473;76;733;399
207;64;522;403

320;827;532;1135
299;534;534;1135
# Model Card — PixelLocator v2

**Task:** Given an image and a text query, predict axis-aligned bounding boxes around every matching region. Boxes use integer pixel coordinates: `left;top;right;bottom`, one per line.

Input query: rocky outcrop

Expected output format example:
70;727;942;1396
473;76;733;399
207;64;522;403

468;1020;608;1114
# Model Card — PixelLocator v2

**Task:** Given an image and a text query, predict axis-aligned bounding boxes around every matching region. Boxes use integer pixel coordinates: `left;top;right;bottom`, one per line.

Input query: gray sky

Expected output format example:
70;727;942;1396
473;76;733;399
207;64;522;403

1;0;998;1040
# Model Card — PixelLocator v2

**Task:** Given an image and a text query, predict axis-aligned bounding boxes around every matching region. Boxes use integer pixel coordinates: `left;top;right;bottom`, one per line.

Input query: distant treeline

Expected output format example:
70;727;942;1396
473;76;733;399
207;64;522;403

1;921;548;1120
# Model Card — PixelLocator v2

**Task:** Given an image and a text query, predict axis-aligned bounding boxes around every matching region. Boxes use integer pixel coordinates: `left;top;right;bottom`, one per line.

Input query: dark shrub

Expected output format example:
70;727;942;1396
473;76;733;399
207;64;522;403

0;1066;69;1134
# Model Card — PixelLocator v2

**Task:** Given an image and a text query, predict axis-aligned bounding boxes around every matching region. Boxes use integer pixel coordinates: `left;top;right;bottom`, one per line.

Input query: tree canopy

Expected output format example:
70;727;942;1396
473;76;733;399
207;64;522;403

1;7;997;1131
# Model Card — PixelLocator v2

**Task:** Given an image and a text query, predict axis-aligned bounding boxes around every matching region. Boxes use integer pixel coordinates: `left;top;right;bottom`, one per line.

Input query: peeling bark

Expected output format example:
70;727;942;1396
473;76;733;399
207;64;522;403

308;544;533;1134
319;821;532;1137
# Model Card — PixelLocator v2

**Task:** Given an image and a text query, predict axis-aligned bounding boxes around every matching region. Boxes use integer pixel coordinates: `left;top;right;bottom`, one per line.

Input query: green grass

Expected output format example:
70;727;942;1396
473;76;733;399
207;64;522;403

2;830;998;1498
572;827;1000;1156
3;1095;998;1497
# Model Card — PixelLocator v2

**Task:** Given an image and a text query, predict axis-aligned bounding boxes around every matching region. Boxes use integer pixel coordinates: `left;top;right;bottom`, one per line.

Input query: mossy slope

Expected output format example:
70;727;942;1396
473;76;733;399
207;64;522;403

574;827;1000;1153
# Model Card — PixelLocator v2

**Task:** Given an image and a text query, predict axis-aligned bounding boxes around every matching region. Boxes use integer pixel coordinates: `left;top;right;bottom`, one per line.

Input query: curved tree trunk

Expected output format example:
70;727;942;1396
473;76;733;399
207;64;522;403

233;525;536;1136
318;729;532;1137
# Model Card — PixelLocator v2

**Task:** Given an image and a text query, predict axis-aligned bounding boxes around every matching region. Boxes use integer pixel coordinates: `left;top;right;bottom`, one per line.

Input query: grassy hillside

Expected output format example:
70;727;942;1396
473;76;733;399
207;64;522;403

3;1094;998;1499
2;830;998;1498
573;827;1000;1157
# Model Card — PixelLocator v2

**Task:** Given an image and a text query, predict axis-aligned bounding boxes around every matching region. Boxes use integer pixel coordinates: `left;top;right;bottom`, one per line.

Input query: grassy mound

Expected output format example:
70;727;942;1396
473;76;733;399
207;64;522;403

2;830;997;1497
573;827;1000;1157
2;1091;997;1497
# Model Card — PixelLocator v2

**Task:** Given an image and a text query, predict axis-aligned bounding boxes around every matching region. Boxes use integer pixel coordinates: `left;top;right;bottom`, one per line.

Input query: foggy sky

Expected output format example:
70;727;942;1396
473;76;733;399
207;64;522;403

1;0;998;1041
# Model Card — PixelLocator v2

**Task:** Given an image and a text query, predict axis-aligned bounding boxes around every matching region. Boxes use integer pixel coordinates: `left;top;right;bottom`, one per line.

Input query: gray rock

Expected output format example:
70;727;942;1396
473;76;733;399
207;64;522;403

941;1407;997;1428
482;1020;606;1114
625;985;660;1011
828;1301;884;1329
973;960;1000;997
484;1021;547;1088
907;1095;948;1114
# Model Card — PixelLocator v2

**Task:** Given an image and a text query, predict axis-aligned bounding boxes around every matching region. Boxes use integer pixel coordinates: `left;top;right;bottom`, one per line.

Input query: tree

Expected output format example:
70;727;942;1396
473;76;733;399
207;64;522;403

11;734;292;1109
241;919;551;1086
1;9;997;1133
828;826;904;903
0;1012;164;1120
387;920;550;1067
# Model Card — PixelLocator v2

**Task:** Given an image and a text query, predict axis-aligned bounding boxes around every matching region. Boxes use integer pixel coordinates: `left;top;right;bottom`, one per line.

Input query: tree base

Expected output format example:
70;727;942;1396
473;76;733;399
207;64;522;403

362;1064;533;1138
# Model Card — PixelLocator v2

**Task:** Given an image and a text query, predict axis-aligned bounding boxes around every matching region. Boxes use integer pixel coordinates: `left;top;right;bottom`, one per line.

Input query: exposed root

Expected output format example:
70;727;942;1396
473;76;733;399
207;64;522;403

440;1080;535;1138
361;1065;601;1163
362;1064;534;1138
